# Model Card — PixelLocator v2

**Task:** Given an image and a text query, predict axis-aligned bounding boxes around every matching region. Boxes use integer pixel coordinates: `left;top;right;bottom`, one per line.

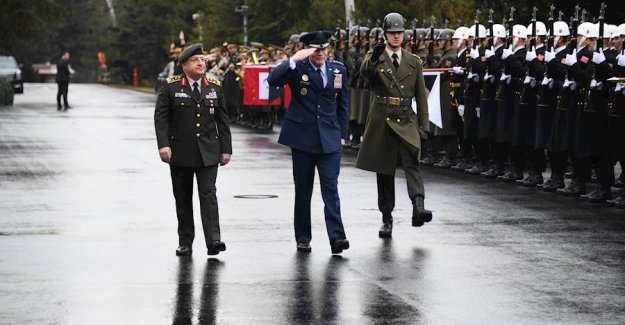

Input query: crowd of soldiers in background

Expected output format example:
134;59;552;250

160;5;625;208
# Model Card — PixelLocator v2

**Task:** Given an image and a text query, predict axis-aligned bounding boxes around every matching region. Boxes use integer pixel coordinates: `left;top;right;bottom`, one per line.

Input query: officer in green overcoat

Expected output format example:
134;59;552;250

355;12;432;238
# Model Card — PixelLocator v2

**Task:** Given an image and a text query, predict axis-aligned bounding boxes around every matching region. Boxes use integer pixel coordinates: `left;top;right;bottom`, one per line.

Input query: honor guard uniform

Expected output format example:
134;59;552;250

449;27;472;171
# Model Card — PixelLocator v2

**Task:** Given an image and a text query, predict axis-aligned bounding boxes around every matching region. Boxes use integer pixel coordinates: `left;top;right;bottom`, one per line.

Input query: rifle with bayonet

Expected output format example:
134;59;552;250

473;9;481;50
530;6;538;49
547;6;555;51
507;7;515;49
427;15;436;67
488;9;494;49
412;19;418;54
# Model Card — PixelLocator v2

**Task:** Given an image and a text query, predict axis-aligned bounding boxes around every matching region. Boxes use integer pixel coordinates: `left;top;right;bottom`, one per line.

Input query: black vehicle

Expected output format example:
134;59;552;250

0;56;23;94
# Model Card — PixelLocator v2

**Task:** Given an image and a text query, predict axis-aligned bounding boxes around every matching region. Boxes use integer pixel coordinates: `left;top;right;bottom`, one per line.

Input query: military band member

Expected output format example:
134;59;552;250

154;43;232;257
356;13;432;238
267;30;350;254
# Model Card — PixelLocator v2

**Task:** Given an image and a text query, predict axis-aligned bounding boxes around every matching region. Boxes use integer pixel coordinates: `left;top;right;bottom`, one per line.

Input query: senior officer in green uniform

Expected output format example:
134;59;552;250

154;43;233;257
356;12;432;238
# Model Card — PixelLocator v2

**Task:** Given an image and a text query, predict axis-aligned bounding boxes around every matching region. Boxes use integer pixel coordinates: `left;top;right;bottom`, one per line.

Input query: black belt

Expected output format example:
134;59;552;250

374;96;412;106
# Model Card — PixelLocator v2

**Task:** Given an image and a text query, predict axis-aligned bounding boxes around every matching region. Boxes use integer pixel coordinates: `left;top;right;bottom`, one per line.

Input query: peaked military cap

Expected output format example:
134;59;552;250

178;43;204;62
300;30;332;49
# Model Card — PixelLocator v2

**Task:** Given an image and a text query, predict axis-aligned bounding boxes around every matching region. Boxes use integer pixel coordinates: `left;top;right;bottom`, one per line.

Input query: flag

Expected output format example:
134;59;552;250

423;70;443;129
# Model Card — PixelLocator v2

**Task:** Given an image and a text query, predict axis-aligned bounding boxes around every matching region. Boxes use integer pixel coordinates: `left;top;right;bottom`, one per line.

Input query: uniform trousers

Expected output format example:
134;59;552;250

376;132;425;216
291;148;345;244
170;164;220;247
56;80;69;108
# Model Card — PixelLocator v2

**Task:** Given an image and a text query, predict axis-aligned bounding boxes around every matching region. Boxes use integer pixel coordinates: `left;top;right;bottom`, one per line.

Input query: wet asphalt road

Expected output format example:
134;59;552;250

1;83;624;325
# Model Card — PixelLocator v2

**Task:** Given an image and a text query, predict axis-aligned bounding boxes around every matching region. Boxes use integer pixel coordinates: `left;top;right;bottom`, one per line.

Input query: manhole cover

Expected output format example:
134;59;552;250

233;194;279;199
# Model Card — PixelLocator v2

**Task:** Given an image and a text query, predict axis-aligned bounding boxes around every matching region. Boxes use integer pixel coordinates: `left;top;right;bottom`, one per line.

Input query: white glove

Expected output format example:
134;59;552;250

524;75;532;84
467;72;476;80
526;47;537;62
500;74;511;84
617;54;625;67
476;106;481;118
590;79;598;88
544;50;555;63
592;49;606;65
458;104;465;117
452;66;464;74
485;48;495;59
484;73;495;83
502;48;513;59
470;48;480;59
565;51;577;66
615;83;625;93
563;79;577;90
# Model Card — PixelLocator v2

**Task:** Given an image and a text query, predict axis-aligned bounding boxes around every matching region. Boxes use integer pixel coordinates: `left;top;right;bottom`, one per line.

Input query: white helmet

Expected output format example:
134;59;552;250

577;22;594;37
526;21;547;36
594;23;611;39
512;25;527;45
469;24;486;38
487;24;507;44
619;23;625;36
550;21;570;36
608;25;618;39
452;26;470;40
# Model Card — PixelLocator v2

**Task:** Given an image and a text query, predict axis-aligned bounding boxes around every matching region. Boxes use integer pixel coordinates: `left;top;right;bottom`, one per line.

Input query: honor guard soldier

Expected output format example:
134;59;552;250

154;43;233;257
538;20;571;192
512;20;548;187
356;12;432;237
495;25;528;182
556;22;597;197
606;40;625;207
477;23;506;178
267;30;350;254
449;26;472;171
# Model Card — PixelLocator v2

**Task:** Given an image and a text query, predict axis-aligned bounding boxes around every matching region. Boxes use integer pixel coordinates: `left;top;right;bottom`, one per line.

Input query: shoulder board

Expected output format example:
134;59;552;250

329;60;344;66
207;77;221;86
166;75;181;84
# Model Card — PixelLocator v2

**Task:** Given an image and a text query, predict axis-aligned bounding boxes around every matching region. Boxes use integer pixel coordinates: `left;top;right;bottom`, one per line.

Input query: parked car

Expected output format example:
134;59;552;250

0;56;23;94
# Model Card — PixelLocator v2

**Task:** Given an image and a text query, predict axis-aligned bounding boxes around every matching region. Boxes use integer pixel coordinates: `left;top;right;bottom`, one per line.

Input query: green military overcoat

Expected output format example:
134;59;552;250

355;49;430;175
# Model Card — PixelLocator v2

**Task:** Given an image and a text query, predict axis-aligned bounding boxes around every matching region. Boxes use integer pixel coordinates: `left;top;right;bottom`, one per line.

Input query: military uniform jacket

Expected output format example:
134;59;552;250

452;48;469;106
267;58;349;154
481;45;504;99
154;74;232;168
356;49;430;175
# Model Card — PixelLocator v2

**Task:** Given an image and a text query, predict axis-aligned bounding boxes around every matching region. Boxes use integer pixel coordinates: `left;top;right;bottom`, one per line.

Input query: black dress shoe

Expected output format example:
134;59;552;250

481;167;505;178
540;177;565;192
412;196;433;227
297;243;311;252
498;171;524;183
584;188;611;203
522;173;544;187
378;222;392;238
330;238;350;254
433;156;455;169
175;246;192;256
465;163;489;175
450;160;475;172
608;194;625;208
556;180;586;197
207;241;226;256
614;177;625;188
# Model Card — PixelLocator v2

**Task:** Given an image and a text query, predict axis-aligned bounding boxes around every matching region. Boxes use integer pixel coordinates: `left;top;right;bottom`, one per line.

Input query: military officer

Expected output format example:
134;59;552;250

356;12;432;238
154;43;233;257
267;30;350;254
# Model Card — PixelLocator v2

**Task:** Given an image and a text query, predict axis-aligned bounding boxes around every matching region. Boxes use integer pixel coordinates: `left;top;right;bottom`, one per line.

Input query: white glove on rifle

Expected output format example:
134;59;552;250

476;106;481;118
485;48;495;59
470;48;480;59
458;104;465;117
502;48;513;59
544;50;556;63
592;48;606;65
617;54;625;67
526;46;537;62
565;50;577;66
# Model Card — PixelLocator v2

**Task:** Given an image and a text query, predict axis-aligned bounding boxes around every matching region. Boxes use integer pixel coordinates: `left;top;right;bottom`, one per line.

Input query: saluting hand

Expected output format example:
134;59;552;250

159;147;172;164
370;43;386;63
291;48;317;63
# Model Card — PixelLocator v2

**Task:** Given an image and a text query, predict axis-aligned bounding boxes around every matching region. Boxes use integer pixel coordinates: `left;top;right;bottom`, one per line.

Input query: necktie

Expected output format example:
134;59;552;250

192;82;200;101
392;53;399;69
316;69;324;87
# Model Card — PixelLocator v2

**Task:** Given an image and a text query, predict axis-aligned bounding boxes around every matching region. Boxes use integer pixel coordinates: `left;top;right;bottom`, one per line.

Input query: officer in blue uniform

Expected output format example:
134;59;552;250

267;30;350;254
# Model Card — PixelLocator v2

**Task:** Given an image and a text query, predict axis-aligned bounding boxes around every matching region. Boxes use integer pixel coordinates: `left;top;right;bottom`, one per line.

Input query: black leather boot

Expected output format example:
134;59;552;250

556;179;586;197
540;176;565;192
412;196;433;227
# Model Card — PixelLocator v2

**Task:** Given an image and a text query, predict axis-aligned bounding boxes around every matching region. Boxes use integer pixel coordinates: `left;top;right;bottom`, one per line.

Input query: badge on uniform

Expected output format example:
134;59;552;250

300;88;308;96
210;107;215;114
207;91;217;99
175;92;190;98
302;75;309;82
334;74;342;89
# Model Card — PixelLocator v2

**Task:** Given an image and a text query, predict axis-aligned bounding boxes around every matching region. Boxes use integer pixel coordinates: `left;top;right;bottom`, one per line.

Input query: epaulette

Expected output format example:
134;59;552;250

207;77;221;87
412;53;423;64
166;75;181;84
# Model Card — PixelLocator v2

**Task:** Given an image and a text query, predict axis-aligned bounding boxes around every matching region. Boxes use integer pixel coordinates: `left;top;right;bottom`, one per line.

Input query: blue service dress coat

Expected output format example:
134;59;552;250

267;58;349;153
